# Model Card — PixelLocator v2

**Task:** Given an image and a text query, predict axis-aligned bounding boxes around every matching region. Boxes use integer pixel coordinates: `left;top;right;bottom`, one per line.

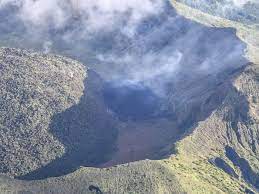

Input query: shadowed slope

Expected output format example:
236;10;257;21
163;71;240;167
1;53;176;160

0;47;86;177
18;71;118;180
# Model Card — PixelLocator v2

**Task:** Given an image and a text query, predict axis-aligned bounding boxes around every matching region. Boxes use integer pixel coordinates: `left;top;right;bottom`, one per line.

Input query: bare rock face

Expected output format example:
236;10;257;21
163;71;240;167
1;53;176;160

0;47;86;176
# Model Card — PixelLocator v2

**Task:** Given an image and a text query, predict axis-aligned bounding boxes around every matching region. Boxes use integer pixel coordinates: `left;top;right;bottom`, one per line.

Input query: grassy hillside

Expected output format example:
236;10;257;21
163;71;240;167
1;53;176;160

0;48;117;179
175;0;259;26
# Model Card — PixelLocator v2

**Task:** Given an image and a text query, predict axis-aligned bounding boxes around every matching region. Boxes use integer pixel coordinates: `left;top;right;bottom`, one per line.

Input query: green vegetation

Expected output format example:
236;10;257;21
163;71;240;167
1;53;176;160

0;48;117;179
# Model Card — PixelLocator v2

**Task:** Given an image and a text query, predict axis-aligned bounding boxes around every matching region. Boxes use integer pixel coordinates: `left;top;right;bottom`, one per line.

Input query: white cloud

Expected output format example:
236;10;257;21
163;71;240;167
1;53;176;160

0;0;163;32
0;0;247;97
19;0;69;28
98;50;182;82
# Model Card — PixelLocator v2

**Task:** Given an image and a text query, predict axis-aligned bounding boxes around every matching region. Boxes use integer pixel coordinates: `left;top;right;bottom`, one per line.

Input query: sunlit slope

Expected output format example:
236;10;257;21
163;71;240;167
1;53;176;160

0;47;85;176
167;1;259;193
175;0;259;26
0;47;117;178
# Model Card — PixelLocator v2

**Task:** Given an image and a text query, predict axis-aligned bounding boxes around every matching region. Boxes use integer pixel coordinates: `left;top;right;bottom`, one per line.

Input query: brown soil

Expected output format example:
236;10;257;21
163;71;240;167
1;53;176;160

101;118;180;167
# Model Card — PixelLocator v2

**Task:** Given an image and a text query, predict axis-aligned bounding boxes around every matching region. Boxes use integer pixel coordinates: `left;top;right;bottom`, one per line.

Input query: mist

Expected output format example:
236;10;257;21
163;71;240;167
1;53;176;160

0;0;248;97
0;0;163;30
